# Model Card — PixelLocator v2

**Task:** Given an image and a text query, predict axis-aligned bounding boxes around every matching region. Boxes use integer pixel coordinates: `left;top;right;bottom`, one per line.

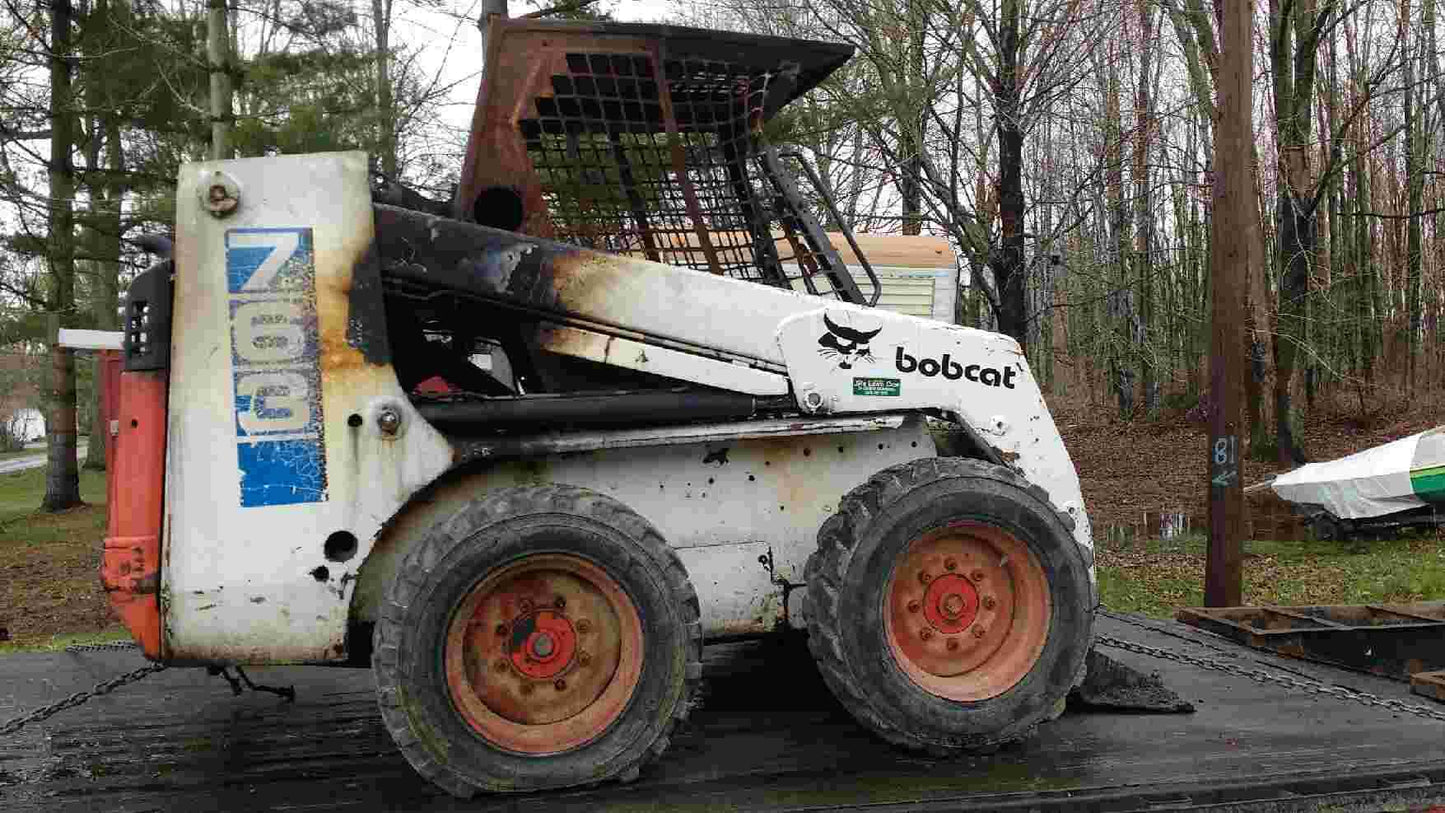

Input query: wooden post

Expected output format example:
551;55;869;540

1206;0;1255;607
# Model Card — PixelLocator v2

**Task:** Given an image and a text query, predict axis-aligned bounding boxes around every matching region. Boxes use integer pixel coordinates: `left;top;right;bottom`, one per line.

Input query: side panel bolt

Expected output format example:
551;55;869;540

918;571;932;585
972;627;987;638
493;659;508;673
578;651;591;666
907;600;921;613
982;596;997;610
377;408;402;436
576;619;591;633
947;639;960;651
554;595;566;609
945;558;957;571
495;623;507;636
970;569;986;582
519;598;533;612
554;679;566;691
919;628;933;640
520;683;533;694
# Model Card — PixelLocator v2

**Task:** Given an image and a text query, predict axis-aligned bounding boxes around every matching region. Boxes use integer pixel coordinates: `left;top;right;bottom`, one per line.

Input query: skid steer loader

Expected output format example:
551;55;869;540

104;17;1095;796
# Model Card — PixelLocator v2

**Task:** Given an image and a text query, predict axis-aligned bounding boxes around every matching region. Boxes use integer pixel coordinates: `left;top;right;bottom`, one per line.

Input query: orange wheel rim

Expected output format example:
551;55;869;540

884;522;1051;701
444;553;643;754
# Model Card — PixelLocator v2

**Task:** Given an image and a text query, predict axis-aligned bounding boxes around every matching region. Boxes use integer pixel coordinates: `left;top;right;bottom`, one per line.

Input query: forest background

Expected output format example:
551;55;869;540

0;0;1437;511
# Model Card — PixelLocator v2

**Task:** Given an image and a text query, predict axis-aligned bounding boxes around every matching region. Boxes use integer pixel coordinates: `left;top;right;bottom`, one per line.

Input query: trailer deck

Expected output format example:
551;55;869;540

3;613;1444;812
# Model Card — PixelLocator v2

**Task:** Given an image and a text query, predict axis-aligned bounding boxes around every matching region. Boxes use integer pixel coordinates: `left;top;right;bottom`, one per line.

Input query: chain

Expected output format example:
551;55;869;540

0;663;168;737
1095;633;1445;723
64;641;139;653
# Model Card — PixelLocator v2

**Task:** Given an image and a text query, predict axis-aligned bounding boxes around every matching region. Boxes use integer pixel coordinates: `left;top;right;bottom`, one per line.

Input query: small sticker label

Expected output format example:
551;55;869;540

853;377;901;396
226;227;328;508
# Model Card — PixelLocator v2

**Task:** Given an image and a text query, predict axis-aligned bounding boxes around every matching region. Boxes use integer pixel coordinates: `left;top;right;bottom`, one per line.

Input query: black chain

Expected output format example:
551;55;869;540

1095;633;1445;723
0;663;168;737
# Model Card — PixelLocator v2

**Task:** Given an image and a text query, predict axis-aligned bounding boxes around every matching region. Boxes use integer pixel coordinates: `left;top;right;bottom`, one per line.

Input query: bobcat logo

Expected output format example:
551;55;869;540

817;312;882;370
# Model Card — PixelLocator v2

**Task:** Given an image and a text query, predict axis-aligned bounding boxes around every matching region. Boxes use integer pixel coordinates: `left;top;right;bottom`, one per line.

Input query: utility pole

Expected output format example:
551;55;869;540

1205;0;1254;606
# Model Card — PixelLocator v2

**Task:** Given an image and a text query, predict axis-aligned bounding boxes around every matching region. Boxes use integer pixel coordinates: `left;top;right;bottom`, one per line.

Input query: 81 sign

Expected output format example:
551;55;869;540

225;228;328;508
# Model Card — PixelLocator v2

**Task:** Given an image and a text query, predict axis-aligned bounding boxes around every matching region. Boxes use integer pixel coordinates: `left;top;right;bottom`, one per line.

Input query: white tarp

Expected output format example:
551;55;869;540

1271;427;1445;519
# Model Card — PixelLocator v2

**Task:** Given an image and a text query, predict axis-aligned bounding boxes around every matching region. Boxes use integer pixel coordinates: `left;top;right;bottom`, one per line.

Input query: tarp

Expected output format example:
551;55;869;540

1271;426;1445;519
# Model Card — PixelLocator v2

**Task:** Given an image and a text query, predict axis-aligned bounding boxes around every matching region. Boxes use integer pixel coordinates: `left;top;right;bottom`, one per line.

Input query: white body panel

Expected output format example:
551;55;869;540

356;415;936;638
166;153;453;663
775;308;1093;554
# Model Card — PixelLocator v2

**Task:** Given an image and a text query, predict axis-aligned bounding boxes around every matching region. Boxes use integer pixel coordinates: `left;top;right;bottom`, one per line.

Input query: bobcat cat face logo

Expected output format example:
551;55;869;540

818;312;882;370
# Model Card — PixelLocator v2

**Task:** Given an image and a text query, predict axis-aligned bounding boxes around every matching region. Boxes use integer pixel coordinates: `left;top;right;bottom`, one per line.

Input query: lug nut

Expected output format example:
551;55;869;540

554;679;567;691
918;571;932;585
554;595;566;609
982;596;997;610
576;619;591;633
945;558;957;571
907;600;921;613
919;628;933;641
947;639;960;652
970;569;986;582
972;627;987;638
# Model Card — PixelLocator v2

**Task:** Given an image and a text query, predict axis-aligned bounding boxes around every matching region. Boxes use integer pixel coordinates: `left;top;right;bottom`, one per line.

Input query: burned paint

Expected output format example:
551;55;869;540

344;240;392;365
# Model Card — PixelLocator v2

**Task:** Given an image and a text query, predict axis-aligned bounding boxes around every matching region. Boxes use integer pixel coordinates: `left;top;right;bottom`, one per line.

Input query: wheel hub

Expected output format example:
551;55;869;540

508;610;577;679
923;574;978;633
444;554;643;751
884;523;1051;700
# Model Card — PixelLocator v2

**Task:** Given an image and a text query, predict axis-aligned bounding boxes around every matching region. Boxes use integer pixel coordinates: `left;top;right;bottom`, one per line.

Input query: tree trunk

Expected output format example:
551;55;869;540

990;0;1029;353
43;0;81;512
1105;37;1133;418
1404;0;1423;392
208;0;232;160
1135;0;1158;415
83;0;124;471
373;0;397;178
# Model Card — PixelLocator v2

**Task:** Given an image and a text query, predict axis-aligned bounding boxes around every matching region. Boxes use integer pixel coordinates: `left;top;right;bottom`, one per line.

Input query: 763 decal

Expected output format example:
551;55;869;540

226;228;328;507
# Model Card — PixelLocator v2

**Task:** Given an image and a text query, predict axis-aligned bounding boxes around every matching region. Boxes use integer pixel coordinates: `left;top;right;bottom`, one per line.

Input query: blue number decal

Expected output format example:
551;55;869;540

226;228;327;507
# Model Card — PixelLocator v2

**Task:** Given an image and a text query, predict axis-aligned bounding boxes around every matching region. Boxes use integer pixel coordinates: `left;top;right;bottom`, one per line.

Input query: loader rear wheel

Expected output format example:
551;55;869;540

373;485;702;797
805;457;1093;754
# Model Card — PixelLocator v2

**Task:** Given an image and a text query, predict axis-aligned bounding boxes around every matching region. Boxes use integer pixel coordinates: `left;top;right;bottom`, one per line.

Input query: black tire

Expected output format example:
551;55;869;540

373;485;702;797
804;457;1094;754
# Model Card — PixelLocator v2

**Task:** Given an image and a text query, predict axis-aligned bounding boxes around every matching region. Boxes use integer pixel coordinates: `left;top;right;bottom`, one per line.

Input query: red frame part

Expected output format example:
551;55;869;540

102;368;167;659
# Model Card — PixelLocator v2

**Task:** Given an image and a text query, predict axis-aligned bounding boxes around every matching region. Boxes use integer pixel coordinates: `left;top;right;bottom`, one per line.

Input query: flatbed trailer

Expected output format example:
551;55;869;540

5;613;1444;813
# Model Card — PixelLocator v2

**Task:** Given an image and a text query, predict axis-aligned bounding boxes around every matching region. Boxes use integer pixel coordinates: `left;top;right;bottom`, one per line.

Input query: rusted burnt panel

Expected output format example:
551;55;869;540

345;239;392;365
451;17;856;296
373;204;570;314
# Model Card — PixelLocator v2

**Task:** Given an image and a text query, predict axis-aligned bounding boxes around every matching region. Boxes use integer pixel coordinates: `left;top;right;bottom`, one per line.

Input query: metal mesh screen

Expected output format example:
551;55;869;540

519;51;789;286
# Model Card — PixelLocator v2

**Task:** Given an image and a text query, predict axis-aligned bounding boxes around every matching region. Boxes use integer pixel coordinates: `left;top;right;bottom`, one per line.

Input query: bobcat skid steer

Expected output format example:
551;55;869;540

104;17;1095;797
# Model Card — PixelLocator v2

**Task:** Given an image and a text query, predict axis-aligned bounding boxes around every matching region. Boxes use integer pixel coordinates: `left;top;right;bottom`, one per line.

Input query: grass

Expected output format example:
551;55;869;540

0;466;122;651
1097;529;1445;616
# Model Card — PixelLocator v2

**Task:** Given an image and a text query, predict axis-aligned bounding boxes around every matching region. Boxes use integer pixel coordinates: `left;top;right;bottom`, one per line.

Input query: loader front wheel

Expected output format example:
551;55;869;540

805;458;1093;754
373;485;702;797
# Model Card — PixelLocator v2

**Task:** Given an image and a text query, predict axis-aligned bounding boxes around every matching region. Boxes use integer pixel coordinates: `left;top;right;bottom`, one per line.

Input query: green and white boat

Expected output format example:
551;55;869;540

1270;426;1445;539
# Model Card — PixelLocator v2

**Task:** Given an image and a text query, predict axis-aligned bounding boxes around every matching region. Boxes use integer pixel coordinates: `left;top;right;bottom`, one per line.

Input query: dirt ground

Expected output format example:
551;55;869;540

3;384;1440;646
1056;384;1445;536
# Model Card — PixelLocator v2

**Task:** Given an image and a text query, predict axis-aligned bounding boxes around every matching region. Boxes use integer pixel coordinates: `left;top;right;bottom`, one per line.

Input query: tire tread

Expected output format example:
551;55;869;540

373;484;702;796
